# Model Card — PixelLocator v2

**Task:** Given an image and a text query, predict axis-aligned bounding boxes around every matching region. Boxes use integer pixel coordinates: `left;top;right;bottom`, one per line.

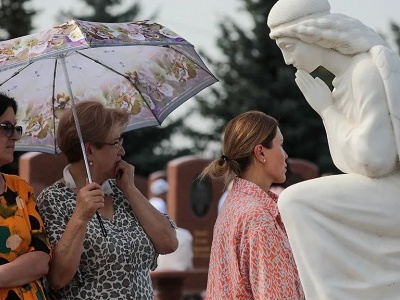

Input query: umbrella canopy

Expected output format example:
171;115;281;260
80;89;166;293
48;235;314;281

0;19;218;154
0;19;218;237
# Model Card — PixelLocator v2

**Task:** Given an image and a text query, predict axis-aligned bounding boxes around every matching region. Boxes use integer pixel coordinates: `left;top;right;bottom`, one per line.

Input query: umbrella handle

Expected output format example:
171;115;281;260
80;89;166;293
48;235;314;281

60;56;107;237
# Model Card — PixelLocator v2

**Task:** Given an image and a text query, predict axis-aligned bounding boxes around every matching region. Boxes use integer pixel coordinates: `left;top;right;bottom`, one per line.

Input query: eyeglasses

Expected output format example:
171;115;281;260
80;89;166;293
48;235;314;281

104;137;124;149
0;123;23;139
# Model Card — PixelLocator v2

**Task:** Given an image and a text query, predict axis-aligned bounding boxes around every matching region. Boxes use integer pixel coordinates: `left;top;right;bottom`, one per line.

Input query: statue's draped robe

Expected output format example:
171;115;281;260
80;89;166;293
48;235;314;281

279;52;400;300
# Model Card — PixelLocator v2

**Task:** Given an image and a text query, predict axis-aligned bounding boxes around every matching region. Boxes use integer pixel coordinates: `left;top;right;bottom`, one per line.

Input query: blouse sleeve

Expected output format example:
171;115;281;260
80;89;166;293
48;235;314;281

37;184;86;284
36;185;70;250
25;184;51;255
148;214;177;271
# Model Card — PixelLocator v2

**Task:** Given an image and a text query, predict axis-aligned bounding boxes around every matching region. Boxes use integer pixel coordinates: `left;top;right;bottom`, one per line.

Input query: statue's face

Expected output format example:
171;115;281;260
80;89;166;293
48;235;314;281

276;37;321;73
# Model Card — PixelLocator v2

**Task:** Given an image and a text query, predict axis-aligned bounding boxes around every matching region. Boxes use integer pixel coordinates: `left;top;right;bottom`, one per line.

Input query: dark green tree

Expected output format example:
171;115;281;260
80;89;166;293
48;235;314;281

59;0;140;23
186;0;335;173
63;0;194;176
0;0;36;40
122;119;193;176
390;22;400;55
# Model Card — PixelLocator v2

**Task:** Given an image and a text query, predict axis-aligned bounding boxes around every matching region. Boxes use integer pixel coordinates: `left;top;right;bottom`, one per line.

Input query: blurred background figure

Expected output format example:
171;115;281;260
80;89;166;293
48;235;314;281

156;227;194;272
149;177;194;272
149;178;169;214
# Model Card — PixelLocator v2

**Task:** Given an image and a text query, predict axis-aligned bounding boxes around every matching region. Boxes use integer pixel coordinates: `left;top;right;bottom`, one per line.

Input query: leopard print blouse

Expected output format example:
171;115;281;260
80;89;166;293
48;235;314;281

37;179;159;300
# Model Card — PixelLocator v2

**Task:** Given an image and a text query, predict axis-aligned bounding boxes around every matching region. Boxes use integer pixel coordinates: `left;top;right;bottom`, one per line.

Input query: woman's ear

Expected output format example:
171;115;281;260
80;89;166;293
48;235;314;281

253;144;266;163
85;143;93;159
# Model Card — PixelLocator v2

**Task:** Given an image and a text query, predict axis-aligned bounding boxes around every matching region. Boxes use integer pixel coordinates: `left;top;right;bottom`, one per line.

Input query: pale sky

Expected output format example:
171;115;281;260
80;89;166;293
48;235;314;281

29;0;400;59
26;0;400;125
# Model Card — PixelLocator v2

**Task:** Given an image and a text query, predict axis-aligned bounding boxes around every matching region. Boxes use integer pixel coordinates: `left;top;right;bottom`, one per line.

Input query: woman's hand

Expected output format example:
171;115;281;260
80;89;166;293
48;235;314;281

74;181;104;223
295;69;333;115
115;160;136;193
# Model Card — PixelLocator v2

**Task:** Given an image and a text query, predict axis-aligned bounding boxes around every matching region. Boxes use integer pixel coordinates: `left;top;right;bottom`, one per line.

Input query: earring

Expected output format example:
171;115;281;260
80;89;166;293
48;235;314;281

89;161;93;166
263;159;266;163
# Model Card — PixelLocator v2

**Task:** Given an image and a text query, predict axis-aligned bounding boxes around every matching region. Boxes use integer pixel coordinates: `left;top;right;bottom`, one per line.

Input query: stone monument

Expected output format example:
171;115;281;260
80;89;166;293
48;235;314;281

19;152;68;196
268;0;400;299
166;156;224;295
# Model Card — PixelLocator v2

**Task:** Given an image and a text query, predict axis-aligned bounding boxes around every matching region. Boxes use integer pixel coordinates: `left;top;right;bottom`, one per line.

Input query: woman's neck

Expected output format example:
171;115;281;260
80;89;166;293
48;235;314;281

68;162;91;190
241;165;271;193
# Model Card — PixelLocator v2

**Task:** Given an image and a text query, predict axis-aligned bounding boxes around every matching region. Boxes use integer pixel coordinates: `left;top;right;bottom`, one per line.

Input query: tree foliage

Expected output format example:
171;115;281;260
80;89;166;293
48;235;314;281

0;0;36;40
59;0;140;23
390;22;400;55
122;119;193;175
187;0;335;173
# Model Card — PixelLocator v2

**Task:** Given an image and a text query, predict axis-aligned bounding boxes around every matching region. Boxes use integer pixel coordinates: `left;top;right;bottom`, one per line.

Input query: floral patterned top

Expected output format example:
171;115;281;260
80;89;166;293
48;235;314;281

37;179;163;300
206;177;304;300
0;174;51;300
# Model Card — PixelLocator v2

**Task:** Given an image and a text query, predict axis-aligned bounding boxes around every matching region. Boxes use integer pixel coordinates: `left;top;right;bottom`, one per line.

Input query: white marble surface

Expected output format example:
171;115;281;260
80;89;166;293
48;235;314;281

268;0;400;299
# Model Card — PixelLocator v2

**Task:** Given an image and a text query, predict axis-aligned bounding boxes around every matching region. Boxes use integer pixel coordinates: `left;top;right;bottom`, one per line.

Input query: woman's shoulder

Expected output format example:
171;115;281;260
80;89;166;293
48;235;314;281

40;180;64;192
37;180;71;214
3;174;33;192
224;193;276;224
4;173;28;183
37;180;67;203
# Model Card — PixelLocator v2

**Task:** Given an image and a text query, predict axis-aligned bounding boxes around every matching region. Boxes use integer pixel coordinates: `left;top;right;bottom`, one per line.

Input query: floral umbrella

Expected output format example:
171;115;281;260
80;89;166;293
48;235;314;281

0;19;217;152
0;19;218;236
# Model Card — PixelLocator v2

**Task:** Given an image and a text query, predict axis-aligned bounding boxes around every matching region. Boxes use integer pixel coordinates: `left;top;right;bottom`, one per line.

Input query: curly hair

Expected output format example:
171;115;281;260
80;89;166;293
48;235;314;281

270;13;388;55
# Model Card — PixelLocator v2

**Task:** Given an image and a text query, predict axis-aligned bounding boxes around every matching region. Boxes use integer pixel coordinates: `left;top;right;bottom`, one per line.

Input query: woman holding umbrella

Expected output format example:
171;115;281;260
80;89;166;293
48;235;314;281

0;93;51;300
37;100;178;299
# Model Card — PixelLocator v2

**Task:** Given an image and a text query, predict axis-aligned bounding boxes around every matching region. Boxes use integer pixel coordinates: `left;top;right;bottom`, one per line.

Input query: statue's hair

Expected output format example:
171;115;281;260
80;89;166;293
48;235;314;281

270;13;389;55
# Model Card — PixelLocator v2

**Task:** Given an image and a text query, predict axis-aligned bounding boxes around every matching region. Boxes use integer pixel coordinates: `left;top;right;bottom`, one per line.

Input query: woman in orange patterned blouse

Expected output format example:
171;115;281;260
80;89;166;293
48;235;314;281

0;93;52;299
202;111;304;299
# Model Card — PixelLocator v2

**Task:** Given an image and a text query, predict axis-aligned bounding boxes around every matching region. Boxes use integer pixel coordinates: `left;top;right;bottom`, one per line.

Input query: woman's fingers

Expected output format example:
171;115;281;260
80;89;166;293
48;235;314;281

75;184;105;220
295;70;332;114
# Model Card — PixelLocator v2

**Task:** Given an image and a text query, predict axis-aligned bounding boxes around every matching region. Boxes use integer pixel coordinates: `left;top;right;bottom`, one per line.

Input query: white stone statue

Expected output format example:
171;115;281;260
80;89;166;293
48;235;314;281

267;0;400;299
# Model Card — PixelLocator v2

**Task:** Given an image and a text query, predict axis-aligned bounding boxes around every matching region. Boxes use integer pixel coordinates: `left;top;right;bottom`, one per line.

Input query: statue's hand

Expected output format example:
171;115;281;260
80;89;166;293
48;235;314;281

295;69;333;115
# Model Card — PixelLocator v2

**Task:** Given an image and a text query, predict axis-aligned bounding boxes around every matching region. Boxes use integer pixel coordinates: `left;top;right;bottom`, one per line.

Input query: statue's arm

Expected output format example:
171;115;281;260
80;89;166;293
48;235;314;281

295;70;332;115
322;61;397;176
295;64;397;176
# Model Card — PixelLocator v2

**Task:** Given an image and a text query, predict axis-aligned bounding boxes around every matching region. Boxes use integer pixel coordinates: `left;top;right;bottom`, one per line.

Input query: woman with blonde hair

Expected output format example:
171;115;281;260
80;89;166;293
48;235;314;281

268;0;400;299
37;100;178;299
203;111;304;300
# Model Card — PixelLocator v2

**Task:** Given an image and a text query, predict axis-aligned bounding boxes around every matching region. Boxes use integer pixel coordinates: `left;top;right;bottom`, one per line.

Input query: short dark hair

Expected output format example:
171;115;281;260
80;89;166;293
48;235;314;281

0;93;17;116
